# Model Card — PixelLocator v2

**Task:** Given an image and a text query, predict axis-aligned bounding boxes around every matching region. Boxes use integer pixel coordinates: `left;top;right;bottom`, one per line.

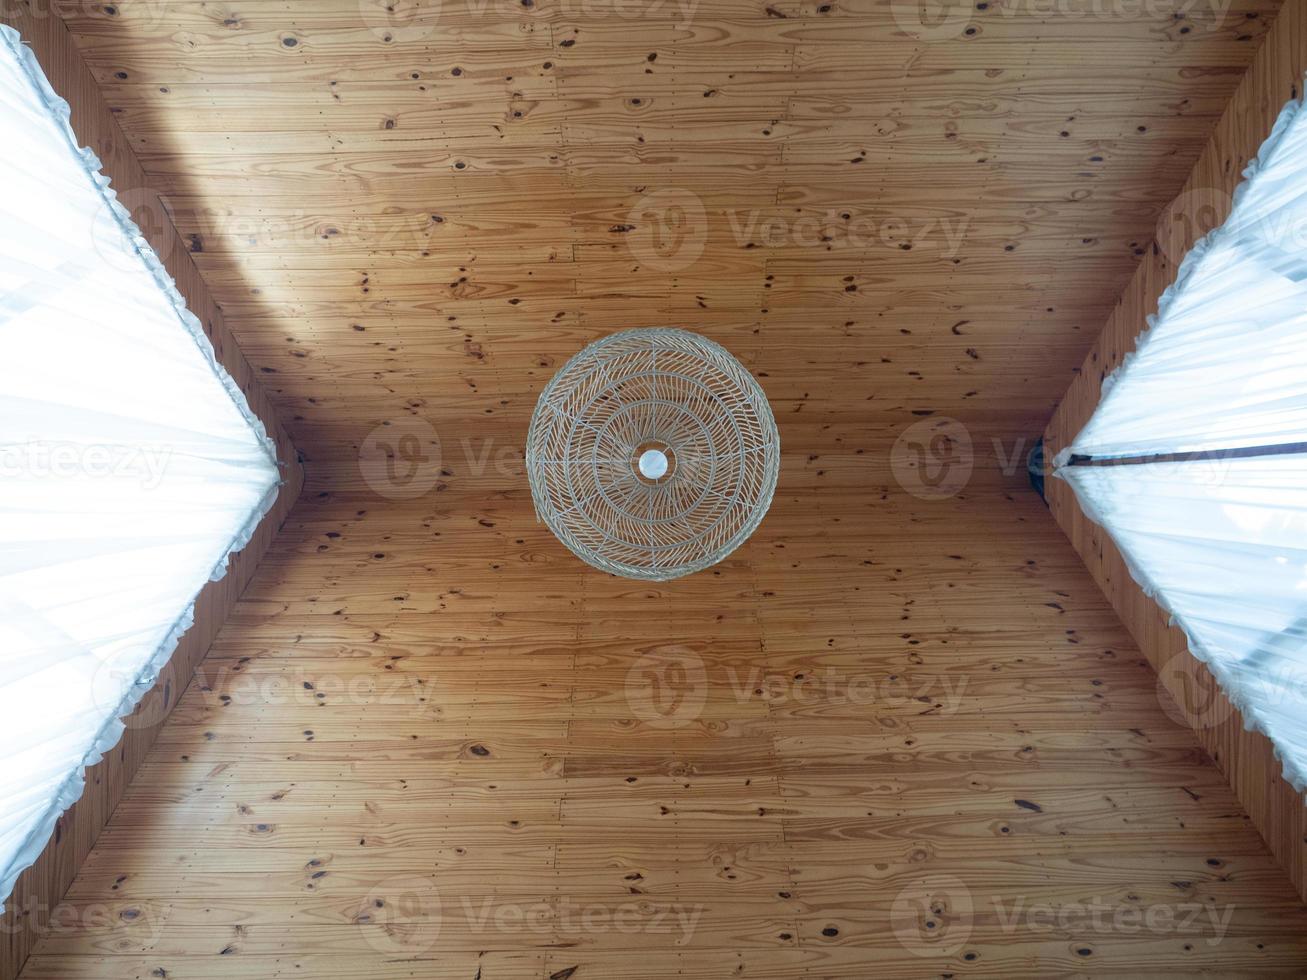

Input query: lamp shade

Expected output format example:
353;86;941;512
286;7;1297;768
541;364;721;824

527;328;779;580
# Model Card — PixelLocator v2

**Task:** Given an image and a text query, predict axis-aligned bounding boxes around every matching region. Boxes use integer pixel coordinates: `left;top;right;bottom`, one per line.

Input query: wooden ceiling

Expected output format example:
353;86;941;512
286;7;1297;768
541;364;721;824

53;0;1279;471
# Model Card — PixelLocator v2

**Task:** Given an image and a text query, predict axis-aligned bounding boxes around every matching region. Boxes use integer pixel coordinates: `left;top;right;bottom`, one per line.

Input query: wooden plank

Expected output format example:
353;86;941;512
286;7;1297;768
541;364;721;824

28;0;1281;463
16;482;1307;976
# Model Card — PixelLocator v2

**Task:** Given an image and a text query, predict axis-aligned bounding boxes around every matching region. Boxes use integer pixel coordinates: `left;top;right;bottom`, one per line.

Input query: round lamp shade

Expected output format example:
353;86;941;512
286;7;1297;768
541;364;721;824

527;328;780;580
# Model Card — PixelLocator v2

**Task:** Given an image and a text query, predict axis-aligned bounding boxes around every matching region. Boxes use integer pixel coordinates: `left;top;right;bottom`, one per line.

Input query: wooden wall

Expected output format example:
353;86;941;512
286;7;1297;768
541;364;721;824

1043;2;1307;904
49;0;1279;468
0;4;302;977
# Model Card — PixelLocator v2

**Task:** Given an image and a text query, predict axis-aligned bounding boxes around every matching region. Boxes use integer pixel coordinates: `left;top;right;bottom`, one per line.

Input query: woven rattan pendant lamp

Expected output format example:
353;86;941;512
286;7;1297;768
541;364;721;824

527;328;780;580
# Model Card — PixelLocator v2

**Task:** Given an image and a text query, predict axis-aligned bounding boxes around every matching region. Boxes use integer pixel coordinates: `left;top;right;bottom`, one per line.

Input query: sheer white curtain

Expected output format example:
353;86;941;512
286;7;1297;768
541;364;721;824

1057;96;1307;463
1055;92;1307;793
0;27;280;904
1063;457;1307;791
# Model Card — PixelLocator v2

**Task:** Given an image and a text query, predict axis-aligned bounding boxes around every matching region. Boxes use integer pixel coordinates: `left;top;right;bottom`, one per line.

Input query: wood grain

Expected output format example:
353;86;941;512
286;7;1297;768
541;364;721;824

0;0;1304;975
29;0;1284;470
14;480;1307;978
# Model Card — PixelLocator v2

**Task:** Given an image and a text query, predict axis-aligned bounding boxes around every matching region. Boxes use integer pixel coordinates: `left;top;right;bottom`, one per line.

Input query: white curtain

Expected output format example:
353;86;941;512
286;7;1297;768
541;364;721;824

0;26;281;905
1063;458;1307;791
1057;96;1307;463
1055;92;1307;793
